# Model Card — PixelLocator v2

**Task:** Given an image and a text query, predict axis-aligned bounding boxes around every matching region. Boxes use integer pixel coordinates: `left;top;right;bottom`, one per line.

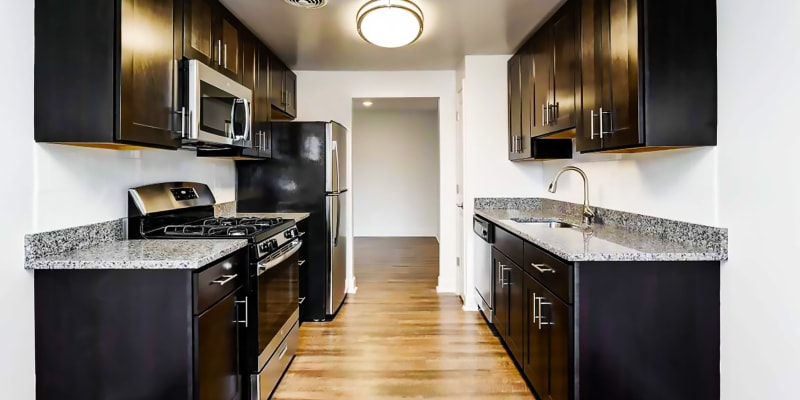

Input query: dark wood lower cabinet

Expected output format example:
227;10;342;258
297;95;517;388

507;263;525;363
196;290;241;400
493;241;720;400
493;249;510;339
523;274;550;398
33;250;247;400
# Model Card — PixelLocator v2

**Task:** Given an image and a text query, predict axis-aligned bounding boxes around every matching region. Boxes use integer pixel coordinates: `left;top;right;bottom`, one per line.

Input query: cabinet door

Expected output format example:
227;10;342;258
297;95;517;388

601;0;640;149
507;55;523;160
531;28;553;137
119;0;180;148
548;294;572;400
523;274;549;397
196;290;241;400
576;0;603;152
492;249;509;339
220;15;240;80
551;2;578;132
519;46;534;156
183;0;216;66
241;33;257;90
254;46;272;155
270;54;285;110
507;263;525;364
284;69;297;118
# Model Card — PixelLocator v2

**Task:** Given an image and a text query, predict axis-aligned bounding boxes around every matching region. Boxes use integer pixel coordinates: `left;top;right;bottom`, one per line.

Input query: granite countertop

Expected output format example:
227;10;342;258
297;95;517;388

25;239;249;270
236;212;311;223
476;208;727;262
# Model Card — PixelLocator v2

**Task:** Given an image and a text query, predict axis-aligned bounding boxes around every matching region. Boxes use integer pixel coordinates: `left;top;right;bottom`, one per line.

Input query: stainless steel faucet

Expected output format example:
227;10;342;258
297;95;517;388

548;166;596;225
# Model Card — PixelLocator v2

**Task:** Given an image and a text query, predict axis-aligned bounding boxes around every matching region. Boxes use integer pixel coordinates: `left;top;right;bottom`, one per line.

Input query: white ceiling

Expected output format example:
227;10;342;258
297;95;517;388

220;0;564;71
352;97;439;111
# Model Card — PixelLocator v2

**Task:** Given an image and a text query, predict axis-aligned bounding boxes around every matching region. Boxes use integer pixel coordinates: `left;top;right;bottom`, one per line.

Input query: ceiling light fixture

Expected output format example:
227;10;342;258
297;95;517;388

362;101;374;107
357;0;424;48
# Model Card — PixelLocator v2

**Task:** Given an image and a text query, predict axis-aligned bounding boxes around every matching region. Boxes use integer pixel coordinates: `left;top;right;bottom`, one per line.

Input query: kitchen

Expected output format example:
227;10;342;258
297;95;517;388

2;0;798;399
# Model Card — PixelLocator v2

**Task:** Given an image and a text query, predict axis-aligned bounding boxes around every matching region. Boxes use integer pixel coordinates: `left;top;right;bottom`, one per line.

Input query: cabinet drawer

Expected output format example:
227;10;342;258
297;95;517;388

494;226;524;266
194;250;246;313
523;242;573;303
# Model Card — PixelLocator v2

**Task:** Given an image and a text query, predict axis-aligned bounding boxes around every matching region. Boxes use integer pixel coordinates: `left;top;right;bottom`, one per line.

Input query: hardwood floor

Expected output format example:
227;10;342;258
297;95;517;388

272;237;533;399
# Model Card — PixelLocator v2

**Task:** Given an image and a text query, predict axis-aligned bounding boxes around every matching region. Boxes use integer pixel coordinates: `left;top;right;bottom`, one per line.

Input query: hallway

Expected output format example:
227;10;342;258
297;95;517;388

272;237;532;399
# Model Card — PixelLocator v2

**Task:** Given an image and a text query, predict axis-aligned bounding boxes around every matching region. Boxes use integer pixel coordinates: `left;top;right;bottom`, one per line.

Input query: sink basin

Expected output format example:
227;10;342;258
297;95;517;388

510;219;580;229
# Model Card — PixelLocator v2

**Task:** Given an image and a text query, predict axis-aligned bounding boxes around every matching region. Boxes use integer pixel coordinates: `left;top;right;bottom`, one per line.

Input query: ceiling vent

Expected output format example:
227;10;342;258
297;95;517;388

284;0;327;9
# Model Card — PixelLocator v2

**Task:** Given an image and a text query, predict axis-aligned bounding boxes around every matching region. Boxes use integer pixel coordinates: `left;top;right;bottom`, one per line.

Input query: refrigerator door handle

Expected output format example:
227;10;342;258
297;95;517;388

333;141;341;193
335;194;341;247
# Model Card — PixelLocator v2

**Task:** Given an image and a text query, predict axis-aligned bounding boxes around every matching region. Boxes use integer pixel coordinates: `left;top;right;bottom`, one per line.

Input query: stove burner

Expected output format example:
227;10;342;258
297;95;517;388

207;226;258;237
200;217;284;228
164;225;206;236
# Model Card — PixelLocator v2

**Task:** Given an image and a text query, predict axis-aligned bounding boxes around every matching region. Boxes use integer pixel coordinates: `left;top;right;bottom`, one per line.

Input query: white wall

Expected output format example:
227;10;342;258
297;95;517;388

34;146;235;232
352;109;440;238
460;55;548;310
294;70;457;293
717;0;800;398
1;1;36;398
541;148;718;225
1;2;237;395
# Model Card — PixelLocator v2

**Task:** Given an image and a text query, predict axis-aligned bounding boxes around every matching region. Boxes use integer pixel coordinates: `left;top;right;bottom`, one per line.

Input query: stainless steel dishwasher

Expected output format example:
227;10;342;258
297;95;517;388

473;215;494;323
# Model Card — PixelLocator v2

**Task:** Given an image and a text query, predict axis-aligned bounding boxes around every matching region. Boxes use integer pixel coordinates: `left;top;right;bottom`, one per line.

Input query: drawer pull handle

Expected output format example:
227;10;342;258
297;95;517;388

531;263;555;274
278;343;289;360
235;297;248;327
211;274;237;286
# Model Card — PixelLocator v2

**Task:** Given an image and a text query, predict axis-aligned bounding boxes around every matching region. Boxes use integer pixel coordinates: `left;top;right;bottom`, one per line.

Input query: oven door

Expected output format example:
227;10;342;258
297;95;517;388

185;59;252;147
255;239;301;368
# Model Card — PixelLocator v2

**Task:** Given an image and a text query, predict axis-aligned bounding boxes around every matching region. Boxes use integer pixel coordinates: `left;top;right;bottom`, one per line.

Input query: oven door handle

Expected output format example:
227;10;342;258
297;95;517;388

257;240;303;275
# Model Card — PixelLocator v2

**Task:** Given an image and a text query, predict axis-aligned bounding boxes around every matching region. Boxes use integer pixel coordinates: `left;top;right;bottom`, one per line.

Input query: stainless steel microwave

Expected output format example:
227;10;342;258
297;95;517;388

182;59;252;148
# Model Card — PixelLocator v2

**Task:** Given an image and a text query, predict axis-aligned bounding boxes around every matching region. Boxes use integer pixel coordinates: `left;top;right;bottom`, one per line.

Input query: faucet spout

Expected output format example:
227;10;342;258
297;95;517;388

548;166;595;225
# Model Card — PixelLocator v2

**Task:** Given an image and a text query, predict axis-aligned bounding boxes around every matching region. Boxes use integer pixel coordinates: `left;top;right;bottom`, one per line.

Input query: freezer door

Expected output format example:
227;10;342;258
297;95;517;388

325;122;348;193
326;192;347;315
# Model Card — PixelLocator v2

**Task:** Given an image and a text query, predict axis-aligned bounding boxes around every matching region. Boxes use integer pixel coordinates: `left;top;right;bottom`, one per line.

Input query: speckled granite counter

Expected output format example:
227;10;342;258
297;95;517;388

475;198;727;262
25;239;248;270
236;212;310;223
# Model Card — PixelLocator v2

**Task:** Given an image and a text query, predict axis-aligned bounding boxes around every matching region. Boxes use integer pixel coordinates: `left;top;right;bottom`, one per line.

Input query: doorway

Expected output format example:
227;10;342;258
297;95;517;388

350;97;441;289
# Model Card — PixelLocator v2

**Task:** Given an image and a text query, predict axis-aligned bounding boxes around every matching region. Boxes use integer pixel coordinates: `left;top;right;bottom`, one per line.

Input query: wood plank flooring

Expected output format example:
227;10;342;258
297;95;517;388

271;237;533;399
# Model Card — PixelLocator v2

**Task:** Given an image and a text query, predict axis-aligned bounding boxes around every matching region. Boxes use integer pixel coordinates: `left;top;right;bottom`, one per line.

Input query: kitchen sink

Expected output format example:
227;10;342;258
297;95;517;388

510;219;580;229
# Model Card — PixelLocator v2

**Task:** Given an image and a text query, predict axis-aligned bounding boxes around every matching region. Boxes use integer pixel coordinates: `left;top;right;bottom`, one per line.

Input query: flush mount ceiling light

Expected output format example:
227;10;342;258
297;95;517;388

357;0;424;48
362;100;374;107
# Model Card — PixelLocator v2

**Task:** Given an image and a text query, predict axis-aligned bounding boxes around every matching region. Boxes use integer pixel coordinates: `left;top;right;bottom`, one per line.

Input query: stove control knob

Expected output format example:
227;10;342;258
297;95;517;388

284;229;296;239
269;239;279;251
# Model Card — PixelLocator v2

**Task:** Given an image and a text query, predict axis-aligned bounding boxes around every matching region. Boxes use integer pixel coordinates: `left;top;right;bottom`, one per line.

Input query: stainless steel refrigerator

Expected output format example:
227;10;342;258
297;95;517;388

236;121;349;321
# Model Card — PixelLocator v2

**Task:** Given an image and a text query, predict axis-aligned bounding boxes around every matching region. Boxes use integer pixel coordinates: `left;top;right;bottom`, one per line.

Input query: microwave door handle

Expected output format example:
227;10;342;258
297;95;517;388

229;99;236;139
243;98;251;141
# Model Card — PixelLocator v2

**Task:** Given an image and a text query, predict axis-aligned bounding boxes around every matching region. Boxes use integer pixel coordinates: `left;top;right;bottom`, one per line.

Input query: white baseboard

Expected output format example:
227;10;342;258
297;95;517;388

346;276;358;294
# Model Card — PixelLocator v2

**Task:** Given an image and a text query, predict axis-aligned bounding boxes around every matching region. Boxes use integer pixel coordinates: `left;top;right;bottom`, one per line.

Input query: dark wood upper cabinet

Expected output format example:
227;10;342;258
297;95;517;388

241;32;258;90
35;0;181;149
507;55;525;159
551;4;578;132
270;54;285;110
182;0;241;81
183;0;215;66
576;0;717;152
270;55;298;119
520;47;535;150
284;70;298;118
219;14;240;80
508;2;575;162
530;27;554;137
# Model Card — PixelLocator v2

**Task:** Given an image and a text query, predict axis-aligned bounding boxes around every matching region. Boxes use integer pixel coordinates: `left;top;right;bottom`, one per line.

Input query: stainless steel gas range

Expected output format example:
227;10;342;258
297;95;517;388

127;182;300;400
